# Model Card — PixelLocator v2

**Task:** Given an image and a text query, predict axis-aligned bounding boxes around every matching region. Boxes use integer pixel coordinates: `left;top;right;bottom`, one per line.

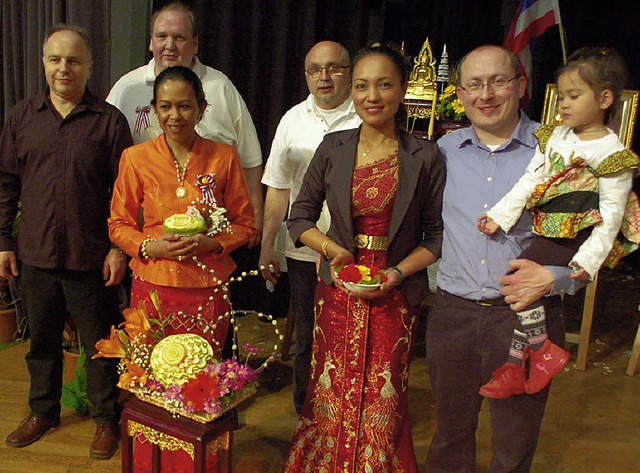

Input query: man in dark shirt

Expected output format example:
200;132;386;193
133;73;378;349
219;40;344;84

0;24;132;459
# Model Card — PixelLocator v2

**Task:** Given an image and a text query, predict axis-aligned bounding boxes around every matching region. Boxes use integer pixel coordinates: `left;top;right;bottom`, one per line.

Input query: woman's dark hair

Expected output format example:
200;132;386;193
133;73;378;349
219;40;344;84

151;66;207;107
556;46;629;124
352;41;411;83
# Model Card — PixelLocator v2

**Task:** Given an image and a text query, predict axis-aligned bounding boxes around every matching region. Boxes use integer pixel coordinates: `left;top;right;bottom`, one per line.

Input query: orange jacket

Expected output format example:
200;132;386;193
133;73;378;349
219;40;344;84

109;134;256;287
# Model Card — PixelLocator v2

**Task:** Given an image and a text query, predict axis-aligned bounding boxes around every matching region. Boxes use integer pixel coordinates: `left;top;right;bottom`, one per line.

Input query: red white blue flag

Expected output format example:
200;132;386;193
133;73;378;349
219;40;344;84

504;0;562;98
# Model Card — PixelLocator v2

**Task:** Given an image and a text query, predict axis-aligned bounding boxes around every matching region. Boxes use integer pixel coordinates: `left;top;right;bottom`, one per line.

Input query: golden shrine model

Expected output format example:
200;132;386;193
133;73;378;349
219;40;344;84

405;37;437;101
403;37;441;136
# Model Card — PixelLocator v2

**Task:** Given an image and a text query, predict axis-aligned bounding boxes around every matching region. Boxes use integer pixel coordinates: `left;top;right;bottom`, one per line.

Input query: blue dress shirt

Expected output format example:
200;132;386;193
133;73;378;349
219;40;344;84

437;112;578;300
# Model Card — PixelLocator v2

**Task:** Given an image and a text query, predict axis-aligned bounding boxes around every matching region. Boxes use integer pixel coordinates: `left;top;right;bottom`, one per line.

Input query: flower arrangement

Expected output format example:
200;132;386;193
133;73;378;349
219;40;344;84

93;294;263;422
336;264;388;286
437;85;467;121
185;204;231;237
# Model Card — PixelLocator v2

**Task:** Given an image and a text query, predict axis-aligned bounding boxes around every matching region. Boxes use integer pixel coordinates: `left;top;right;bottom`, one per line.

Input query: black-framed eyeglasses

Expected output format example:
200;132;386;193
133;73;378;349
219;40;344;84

304;65;350;78
459;75;519;95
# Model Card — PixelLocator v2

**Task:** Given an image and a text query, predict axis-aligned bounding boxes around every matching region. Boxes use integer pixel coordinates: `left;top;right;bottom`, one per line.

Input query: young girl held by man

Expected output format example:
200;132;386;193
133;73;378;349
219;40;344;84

477;46;640;398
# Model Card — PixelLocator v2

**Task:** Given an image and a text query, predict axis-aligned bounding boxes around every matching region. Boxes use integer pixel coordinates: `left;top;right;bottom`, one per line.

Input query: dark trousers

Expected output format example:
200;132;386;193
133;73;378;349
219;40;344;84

286;258;317;413
20;264;121;424
519;229;591;268
425;288;565;472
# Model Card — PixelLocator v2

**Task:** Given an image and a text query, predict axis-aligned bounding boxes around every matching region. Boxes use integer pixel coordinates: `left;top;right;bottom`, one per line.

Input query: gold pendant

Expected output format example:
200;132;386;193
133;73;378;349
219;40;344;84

176;186;187;198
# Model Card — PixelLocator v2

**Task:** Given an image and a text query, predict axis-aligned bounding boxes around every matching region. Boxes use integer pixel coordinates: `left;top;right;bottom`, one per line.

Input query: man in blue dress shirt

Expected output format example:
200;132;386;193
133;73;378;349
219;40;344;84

426;45;580;472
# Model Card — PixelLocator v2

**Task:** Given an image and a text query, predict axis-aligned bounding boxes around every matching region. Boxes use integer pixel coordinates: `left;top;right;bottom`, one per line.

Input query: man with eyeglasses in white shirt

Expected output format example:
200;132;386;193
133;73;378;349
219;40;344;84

426;45;581;472
259;41;361;413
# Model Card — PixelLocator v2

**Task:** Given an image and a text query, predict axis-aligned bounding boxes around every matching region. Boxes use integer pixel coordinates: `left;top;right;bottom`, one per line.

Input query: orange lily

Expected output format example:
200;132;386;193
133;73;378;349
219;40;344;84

121;301;151;339
118;359;148;388
93;326;126;359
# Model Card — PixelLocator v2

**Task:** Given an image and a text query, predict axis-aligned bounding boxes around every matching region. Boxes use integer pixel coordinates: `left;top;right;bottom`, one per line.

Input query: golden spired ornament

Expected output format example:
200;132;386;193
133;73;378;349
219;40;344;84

173;152;191;198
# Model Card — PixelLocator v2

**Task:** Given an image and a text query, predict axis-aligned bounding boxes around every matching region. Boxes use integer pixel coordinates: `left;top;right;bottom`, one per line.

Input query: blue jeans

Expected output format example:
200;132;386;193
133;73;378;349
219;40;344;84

286;258;317;413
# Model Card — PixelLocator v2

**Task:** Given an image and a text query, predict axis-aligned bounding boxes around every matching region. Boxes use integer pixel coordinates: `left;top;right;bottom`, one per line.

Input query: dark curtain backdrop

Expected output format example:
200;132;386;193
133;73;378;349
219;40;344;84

0;0;112;124
383;0;640;148
154;0;369;159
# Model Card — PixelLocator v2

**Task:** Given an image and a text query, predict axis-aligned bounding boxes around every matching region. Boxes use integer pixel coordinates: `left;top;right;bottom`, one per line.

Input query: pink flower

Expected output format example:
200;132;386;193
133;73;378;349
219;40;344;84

243;343;260;356
204;398;222;415
224;371;245;391
236;364;257;384
182;403;198;413
144;378;164;393
163;384;182;400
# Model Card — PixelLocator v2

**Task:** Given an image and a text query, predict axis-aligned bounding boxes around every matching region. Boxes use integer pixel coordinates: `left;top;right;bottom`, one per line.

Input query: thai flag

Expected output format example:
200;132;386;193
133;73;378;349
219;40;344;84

504;0;562;98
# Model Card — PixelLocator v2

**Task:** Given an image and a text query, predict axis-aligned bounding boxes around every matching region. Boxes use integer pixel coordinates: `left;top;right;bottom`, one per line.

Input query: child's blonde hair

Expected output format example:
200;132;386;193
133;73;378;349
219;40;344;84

556;46;628;124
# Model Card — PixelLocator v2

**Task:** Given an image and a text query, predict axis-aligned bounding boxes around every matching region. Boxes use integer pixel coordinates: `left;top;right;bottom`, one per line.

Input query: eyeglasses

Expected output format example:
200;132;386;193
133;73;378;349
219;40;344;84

459;76;519;95
305;65;350;78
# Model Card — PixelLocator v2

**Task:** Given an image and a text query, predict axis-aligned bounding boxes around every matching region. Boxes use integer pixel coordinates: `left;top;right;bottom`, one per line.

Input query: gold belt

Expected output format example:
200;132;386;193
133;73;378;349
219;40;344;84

354;234;389;251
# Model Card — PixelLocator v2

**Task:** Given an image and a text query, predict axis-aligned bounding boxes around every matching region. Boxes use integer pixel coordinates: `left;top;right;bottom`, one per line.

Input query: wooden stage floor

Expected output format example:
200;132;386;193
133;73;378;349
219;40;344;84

0;267;638;472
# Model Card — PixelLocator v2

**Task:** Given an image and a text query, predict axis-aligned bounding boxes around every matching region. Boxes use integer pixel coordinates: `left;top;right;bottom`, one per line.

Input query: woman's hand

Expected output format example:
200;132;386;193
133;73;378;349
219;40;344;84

146;233;221;261
181;234;222;257
346;267;403;300
328;249;354;293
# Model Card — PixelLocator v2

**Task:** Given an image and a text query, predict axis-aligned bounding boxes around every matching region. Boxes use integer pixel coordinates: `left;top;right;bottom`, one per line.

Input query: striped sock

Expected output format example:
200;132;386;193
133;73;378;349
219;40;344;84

518;305;548;351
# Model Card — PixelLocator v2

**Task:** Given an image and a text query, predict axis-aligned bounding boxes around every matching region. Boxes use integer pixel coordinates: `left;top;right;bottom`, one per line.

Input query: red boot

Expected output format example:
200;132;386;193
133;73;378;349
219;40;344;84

525;339;569;394
479;363;526;399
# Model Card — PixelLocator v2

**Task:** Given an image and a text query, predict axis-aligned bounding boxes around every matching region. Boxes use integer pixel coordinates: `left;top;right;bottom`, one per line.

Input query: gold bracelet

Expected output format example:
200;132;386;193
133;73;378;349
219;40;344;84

321;239;333;258
140;237;156;261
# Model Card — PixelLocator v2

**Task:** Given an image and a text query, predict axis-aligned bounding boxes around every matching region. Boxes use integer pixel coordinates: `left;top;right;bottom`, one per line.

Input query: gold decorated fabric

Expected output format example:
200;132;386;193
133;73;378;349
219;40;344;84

525;158;640;267
603;190;640;267
351;153;399;217
283;154;419;473
526;165;602;238
533;123;556;153
593;148;640;177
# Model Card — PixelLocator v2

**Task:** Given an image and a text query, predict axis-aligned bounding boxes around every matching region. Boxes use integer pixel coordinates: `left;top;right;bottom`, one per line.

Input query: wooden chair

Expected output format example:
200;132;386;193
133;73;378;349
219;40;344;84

541;85;639;371
626;320;640;376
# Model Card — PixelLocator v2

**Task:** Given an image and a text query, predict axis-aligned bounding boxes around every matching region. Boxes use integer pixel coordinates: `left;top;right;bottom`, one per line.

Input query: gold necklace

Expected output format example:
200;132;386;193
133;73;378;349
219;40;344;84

361;137;393;158
173;153;191;198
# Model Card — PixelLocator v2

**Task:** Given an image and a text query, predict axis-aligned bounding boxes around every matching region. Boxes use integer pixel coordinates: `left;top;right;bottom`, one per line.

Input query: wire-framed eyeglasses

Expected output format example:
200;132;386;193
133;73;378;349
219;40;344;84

305;65;350;78
459;75;519;95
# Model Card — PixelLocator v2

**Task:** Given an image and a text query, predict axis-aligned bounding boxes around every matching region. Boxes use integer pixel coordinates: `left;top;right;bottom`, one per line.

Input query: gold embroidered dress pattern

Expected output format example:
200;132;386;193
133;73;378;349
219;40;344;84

283;153;419;472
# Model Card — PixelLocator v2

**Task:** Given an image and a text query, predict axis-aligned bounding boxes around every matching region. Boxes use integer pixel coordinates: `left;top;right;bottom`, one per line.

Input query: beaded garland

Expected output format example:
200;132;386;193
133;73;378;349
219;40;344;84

184;256;284;361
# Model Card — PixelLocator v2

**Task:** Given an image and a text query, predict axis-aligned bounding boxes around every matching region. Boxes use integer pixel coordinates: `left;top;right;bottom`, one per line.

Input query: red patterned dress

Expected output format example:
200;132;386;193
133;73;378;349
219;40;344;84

283;153;420;473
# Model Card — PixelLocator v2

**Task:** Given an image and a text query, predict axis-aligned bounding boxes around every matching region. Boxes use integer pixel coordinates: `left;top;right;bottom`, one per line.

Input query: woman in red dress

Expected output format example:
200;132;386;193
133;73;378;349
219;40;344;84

284;43;445;472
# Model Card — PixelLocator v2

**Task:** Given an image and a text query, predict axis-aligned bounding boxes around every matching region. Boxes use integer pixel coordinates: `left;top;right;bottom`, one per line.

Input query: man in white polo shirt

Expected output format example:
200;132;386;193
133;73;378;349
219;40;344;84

259;41;361;412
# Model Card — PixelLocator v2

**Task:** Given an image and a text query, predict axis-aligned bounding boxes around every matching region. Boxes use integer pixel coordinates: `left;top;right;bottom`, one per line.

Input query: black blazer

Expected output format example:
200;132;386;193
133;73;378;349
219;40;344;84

288;127;445;307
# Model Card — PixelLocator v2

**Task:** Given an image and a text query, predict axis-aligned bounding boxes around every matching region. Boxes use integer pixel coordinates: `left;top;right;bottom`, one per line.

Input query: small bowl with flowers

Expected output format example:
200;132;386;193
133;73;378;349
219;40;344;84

335;264;388;292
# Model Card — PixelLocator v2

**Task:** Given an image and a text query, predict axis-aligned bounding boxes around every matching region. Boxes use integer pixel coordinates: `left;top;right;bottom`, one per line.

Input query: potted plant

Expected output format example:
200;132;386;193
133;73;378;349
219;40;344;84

62;320;81;382
436;84;469;135
61;318;91;415
0;279;18;344
0;202;26;344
